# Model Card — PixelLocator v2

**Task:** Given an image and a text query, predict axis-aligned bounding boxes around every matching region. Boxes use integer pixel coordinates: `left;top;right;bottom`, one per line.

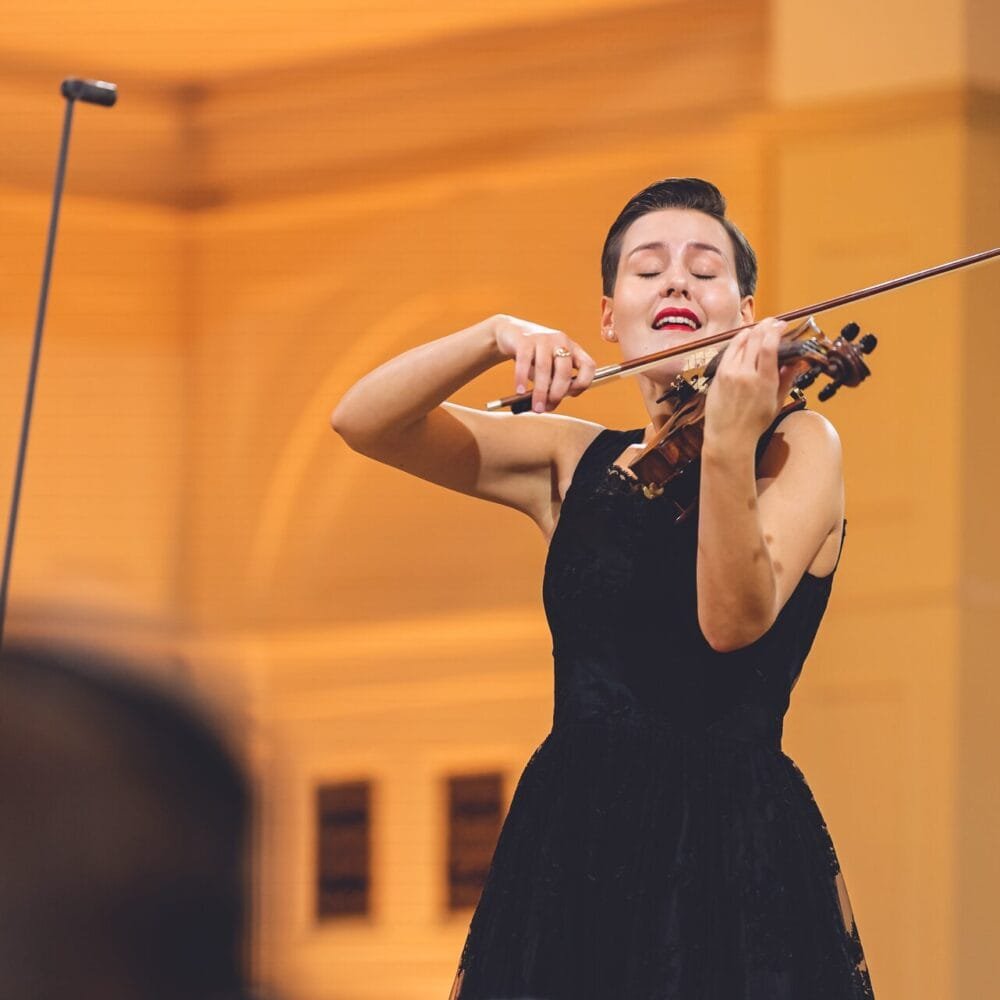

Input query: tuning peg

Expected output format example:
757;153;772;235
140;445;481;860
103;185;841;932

859;333;877;354
818;379;843;402
794;364;824;389
840;321;860;342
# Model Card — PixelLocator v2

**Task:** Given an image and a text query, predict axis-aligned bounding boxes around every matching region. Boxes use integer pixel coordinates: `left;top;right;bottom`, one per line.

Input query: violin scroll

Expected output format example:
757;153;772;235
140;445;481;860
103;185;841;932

790;321;878;401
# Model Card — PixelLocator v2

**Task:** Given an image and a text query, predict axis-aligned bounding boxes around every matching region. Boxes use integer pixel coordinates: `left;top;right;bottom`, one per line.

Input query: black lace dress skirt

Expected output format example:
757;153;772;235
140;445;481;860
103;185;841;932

449;717;873;1000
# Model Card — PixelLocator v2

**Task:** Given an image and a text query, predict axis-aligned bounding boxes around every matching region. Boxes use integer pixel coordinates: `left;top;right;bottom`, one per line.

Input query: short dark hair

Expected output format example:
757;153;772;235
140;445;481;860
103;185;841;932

601;177;757;298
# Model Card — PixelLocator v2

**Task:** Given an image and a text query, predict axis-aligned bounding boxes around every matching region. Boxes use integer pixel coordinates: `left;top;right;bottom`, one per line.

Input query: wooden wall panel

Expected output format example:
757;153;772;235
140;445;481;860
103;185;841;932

0;190;187;643
192;0;765;206
771;0;965;103
955;99;1000;1000
0;0;673;83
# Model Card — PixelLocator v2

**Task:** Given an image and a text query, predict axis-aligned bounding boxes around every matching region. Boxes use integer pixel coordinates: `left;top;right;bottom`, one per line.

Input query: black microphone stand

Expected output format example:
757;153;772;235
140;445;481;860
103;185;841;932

0;78;117;654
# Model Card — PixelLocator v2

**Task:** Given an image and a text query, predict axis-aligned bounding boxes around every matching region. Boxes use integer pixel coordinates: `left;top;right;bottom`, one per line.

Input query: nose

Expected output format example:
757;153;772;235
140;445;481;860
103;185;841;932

660;264;690;298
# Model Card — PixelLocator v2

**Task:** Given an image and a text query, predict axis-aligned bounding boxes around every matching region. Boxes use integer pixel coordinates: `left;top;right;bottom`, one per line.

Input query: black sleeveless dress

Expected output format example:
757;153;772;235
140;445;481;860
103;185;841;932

450;416;876;1000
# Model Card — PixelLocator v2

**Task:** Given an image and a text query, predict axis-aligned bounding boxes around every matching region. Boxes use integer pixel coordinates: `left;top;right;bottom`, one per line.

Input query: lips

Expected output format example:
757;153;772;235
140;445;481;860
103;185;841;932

652;307;702;331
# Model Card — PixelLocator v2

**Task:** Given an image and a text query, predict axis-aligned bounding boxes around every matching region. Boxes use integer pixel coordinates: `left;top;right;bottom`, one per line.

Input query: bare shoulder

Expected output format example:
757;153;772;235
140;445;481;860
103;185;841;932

549;413;606;500
782;407;841;446
757;408;845;576
759;407;842;480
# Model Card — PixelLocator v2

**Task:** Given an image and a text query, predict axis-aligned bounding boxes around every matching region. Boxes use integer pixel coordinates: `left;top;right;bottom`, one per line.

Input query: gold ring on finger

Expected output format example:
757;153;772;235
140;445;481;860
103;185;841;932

553;347;572;358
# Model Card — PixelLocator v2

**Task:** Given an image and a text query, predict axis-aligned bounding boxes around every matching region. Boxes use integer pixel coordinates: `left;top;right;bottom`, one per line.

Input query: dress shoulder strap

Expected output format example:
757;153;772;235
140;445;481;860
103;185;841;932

755;396;808;466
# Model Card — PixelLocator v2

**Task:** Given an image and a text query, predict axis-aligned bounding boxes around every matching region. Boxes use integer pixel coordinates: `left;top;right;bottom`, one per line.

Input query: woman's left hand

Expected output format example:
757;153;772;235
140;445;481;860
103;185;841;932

703;317;801;453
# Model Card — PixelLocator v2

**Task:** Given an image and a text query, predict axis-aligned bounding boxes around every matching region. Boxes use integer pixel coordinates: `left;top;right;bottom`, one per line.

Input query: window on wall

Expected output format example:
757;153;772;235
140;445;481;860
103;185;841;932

316;780;371;920
446;772;504;911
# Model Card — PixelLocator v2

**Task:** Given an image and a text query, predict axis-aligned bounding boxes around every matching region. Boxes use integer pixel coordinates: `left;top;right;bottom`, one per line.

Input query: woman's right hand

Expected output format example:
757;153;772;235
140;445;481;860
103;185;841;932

491;314;597;413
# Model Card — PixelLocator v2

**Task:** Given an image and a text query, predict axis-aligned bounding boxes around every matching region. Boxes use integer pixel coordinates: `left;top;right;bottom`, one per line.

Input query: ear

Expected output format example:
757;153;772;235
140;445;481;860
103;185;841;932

600;295;617;341
739;295;755;324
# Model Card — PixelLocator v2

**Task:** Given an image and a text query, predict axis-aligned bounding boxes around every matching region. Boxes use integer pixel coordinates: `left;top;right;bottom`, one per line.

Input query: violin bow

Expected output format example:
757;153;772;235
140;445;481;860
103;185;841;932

486;246;1000;413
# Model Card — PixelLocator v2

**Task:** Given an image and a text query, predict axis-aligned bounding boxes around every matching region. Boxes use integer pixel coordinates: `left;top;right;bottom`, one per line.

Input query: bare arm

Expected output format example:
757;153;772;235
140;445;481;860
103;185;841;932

331;314;599;531
696;320;844;652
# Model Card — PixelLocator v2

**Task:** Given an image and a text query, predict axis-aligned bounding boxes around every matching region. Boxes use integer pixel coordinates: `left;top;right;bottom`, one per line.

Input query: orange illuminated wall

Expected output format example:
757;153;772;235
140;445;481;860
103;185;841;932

0;1;998;998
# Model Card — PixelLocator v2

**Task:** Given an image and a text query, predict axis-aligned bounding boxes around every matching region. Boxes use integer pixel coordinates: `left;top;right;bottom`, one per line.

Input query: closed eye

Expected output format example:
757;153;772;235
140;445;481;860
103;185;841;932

636;271;715;279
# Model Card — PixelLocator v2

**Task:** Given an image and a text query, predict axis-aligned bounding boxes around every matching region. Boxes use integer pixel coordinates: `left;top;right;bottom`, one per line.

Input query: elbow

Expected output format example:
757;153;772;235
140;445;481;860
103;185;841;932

329;403;349;440
330;400;396;460
699;613;774;654
330;410;367;455
698;581;779;653
330;400;367;453
702;629;750;654
705;635;754;655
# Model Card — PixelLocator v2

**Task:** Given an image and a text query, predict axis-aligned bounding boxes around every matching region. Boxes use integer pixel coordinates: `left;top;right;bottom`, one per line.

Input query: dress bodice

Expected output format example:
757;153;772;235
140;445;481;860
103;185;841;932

542;418;838;747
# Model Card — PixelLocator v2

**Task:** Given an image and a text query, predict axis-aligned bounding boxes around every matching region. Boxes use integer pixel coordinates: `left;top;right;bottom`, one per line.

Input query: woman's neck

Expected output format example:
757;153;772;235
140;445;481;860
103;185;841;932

637;373;679;436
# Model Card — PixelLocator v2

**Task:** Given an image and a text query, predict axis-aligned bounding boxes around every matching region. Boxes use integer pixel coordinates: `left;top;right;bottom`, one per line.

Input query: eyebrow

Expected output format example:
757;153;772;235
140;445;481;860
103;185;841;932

626;240;727;259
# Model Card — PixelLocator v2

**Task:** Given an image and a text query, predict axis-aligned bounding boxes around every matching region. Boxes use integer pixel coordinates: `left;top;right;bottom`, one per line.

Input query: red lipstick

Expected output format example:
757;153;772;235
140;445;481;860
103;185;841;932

653;307;701;330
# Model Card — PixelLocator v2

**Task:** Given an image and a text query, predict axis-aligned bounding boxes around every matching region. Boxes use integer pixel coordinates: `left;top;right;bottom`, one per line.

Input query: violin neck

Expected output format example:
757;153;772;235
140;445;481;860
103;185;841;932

776;340;815;365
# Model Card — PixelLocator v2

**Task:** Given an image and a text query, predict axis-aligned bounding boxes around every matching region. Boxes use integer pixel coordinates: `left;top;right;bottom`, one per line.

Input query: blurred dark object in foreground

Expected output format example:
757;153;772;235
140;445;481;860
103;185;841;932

0;642;252;1000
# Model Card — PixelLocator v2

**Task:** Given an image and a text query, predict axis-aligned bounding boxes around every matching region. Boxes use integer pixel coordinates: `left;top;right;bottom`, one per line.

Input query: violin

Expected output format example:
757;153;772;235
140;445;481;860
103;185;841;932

485;247;999;509
621;316;875;502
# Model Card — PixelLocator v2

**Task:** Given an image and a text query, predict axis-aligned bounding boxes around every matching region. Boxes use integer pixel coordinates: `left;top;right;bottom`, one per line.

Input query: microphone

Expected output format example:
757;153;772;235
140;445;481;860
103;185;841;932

0;77;117;651
60;78;117;107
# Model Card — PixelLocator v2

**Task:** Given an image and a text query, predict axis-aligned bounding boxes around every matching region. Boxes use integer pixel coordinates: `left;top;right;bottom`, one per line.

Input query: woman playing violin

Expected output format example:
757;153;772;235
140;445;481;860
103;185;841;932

332;177;875;1000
